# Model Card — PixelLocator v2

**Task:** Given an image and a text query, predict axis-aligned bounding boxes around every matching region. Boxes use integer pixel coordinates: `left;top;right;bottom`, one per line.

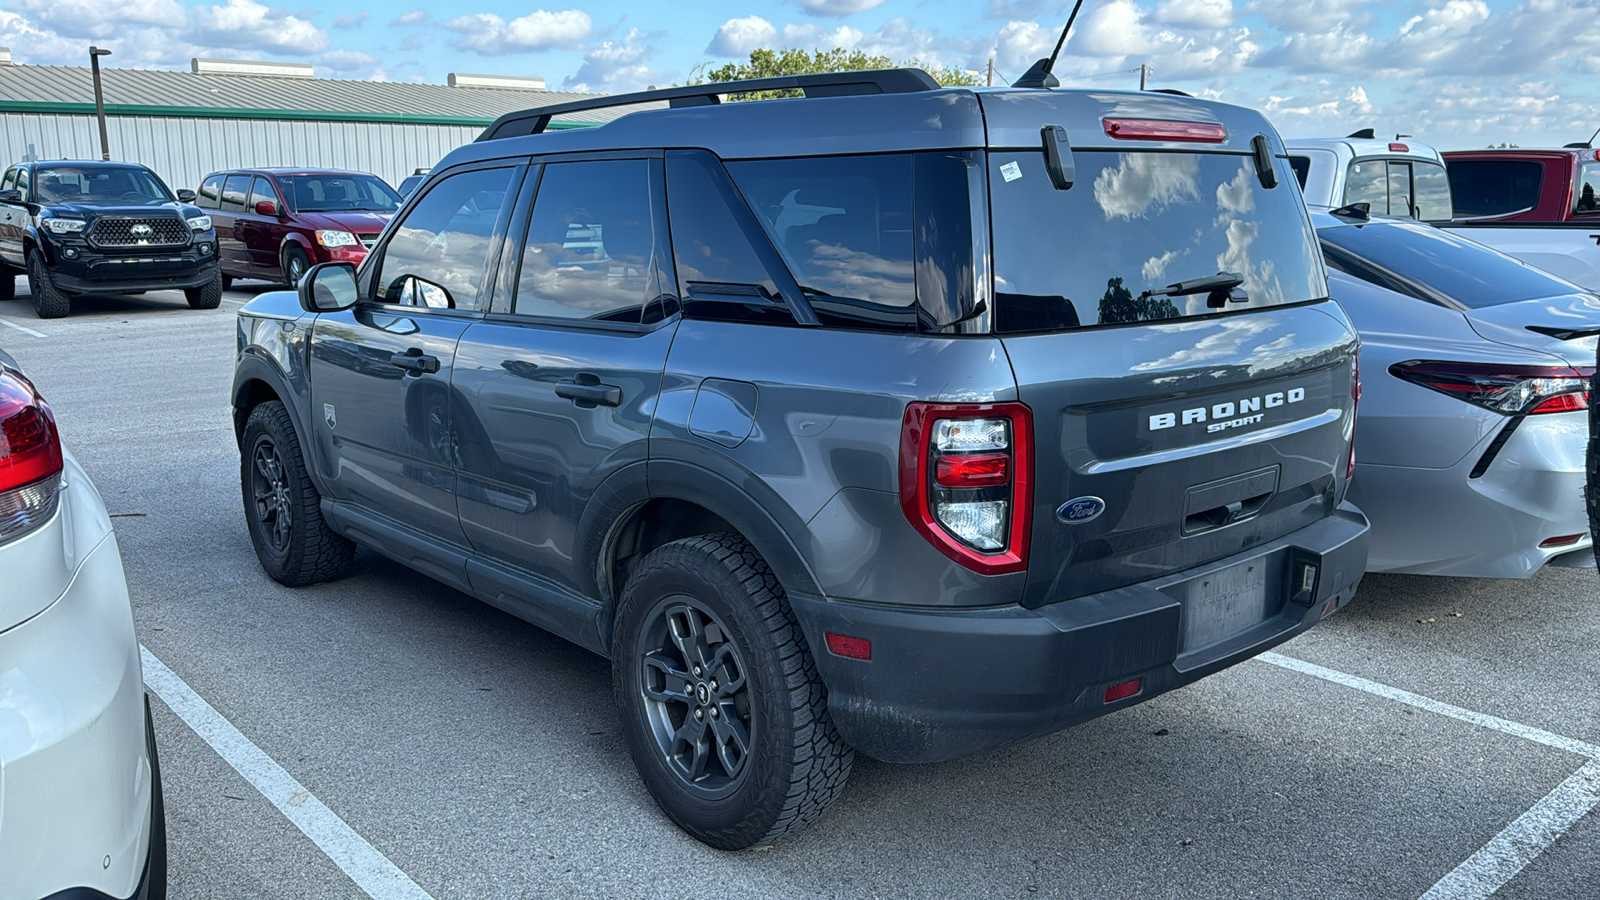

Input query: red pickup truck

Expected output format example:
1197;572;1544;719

1442;147;1600;289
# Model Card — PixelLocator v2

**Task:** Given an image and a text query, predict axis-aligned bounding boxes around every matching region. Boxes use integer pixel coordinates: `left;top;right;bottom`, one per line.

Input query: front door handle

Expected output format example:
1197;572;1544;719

390;349;439;375
555;373;622;408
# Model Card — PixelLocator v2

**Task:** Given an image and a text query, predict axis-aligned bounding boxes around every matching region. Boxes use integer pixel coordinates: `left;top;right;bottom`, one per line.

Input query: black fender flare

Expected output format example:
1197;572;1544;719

232;353;334;496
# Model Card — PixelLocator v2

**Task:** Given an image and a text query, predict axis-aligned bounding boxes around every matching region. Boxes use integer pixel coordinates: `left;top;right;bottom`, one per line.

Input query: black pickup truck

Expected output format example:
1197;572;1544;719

0;159;222;318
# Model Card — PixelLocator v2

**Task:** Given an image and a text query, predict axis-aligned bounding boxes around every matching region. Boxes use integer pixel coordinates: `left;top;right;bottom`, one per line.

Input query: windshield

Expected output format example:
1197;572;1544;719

281;174;402;213
1319;218;1577;308
33;166;172;205
988;151;1325;332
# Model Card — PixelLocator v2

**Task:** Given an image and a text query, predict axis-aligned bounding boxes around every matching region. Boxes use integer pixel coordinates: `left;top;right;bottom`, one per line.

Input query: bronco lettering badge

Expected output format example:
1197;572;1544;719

1147;387;1306;435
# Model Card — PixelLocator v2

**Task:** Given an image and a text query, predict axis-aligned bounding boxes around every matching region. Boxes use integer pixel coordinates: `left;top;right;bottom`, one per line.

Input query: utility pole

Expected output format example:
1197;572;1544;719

1139;63;1149;91
89;46;112;161
987;57;994;87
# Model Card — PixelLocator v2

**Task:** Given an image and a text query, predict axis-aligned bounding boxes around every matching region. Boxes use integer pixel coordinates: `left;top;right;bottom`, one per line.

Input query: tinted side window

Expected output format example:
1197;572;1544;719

1574;162;1600;216
249;177;277;213
1412;161;1452;222
1344;160;1388;213
1288;155;1311;189
1448;160;1543;217
665;152;792;325
375;166;517;312
726;154;917;330
220;174;250;213
1320;220;1575;309
512;159;663;324
197;175;223;209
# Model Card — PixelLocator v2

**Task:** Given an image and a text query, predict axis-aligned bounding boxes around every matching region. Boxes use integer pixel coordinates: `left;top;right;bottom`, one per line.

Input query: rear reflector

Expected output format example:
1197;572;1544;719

1102;118;1227;143
1389;142;1410;152
824;632;872;660
1104;678;1143;703
1539;534;1585;548
935;452;1009;488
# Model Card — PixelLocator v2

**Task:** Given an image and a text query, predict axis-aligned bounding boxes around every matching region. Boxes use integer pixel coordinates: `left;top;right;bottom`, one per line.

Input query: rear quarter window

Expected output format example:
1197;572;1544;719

1573;161;1600;216
1448;159;1542;217
988;150;1324;332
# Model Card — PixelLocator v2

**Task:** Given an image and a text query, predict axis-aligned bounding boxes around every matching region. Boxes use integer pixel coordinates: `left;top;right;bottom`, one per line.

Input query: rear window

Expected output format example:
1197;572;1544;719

1288;155;1311;189
1448;159;1542;218
1319;219;1575;309
988;151;1324;332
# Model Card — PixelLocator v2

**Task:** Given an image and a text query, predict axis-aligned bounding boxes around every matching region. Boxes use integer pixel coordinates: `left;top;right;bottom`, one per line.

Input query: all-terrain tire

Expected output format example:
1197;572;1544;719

241;400;355;586
25;249;70;318
613;533;853;850
282;246;309;287
185;269;223;309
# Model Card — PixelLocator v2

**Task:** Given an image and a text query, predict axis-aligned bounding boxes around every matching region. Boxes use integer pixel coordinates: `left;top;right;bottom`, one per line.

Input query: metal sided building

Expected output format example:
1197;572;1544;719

0;53;619;193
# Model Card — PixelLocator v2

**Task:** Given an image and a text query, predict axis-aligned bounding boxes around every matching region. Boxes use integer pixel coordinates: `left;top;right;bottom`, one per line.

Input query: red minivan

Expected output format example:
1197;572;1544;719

193;167;403;287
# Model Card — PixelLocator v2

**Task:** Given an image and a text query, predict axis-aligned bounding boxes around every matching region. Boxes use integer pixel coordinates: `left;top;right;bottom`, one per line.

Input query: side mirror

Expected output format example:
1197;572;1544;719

0;189;21;204
298;261;359;313
176;189;197;203
254;200;278;217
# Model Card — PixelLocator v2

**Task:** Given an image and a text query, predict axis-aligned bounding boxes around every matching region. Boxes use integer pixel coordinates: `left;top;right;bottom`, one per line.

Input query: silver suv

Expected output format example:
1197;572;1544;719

231;69;1369;849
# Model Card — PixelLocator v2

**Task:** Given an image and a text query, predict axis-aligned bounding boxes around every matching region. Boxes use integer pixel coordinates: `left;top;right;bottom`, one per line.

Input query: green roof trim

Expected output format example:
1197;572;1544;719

0;99;595;130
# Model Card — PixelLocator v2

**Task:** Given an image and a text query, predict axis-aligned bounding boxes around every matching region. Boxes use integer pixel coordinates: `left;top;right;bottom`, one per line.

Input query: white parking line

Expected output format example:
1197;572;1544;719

140;646;435;900
0;318;46;337
1257;652;1600;758
1259;652;1600;899
1420;759;1600;899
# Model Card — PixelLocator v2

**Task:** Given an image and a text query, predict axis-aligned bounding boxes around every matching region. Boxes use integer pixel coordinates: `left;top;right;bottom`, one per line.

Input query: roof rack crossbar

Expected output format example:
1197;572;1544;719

476;67;942;142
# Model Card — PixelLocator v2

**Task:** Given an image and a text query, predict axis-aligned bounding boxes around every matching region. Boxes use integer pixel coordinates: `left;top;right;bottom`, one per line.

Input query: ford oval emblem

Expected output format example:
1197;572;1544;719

1057;496;1105;524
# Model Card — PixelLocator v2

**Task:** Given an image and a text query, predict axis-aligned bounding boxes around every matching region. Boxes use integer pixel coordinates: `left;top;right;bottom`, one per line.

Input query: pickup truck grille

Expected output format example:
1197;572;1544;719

87;216;189;249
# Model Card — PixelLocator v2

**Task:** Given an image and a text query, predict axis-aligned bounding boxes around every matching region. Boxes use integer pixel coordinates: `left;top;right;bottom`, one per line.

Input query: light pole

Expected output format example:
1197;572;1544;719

89;46;112;161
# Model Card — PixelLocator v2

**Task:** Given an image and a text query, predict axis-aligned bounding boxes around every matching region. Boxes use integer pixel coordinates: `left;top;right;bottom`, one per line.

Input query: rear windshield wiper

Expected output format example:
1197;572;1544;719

1140;272;1247;308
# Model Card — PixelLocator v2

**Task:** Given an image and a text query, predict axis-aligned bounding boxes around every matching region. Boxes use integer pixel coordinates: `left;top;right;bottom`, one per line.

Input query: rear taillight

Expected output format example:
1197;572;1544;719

0;367;64;544
1390;361;1593;416
900;402;1032;575
1348;350;1361;480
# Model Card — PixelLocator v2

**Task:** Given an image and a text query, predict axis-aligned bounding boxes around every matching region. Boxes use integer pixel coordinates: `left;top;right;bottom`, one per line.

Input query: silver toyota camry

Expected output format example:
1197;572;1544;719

1316;207;1597;577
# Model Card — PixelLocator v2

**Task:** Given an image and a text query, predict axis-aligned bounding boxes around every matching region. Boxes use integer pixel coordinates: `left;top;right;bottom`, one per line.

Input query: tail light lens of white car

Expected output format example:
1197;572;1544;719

0;367;64;545
1389;362;1594;416
900;402;1032;575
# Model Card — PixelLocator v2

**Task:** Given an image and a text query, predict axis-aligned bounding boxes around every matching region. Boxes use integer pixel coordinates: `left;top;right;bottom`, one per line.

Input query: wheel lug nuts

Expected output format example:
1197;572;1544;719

710;707;720;719
693;667;702;676
709;680;718;691
695;708;704;720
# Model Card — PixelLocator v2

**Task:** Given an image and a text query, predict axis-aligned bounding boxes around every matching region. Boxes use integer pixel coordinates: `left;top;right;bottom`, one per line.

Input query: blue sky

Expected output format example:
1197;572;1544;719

1;0;1596;150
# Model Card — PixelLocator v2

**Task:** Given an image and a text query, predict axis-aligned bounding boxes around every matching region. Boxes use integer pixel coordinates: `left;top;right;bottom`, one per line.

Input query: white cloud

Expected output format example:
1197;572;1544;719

991;20;1054;73
565;29;660;93
707;16;778;57
1074;0;1152;57
1155;0;1233;28
391;9;430;26
445;9;592;55
795;0;887;17
333;12;369;29
318;50;378;73
780;23;865;50
194;0;327;54
15;0;184;33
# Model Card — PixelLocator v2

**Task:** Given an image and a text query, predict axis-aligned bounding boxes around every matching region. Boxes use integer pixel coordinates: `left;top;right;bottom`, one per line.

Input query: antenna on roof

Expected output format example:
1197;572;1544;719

1013;0;1088;89
1573;125;1600;149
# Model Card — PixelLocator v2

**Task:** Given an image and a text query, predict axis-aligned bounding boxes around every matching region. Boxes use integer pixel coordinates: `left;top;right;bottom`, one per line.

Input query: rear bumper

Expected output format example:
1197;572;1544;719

792;503;1368;763
1349;411;1590;578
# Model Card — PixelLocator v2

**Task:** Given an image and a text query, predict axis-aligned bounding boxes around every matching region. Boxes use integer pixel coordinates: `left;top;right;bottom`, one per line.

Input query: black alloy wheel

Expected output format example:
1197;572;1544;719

636;596;755;799
249;436;294;559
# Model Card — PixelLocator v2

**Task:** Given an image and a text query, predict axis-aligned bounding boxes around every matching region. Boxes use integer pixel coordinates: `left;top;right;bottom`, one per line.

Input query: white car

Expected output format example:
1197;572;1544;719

0;347;165;899
1286;130;1455;221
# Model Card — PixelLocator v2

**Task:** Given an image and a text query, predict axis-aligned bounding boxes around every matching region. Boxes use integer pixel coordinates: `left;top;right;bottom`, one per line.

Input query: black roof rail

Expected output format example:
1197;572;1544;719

476;68;943;142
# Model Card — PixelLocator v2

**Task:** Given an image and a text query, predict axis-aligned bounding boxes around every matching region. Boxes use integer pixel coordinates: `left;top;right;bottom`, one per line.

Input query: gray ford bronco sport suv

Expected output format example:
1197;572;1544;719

231;69;1369;849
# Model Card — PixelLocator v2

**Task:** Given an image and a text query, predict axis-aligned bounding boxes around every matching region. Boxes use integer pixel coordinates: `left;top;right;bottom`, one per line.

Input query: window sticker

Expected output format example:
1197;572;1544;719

1000;161;1023;182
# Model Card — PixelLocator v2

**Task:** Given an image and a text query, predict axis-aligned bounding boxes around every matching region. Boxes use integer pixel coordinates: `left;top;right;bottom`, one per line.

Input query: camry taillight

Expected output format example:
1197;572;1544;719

1390;361;1593;416
0;367;63;544
900;402;1032;575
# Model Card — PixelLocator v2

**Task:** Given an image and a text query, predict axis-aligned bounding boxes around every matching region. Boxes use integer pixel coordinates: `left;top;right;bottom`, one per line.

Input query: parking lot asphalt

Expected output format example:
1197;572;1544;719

3;287;1597;899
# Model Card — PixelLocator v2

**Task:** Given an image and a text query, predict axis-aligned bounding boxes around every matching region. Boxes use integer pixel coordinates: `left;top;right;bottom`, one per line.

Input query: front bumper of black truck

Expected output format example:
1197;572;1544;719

42;238;217;295
791;502;1369;764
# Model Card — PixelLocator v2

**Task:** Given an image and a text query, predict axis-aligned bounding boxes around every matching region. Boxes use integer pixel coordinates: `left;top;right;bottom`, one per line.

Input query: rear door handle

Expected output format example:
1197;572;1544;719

556;373;622;408
390;350;439;375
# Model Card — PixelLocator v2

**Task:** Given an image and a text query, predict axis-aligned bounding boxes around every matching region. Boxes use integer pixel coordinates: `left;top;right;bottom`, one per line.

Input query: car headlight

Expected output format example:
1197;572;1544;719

186;215;212;232
43;217;85;235
316;230;358;248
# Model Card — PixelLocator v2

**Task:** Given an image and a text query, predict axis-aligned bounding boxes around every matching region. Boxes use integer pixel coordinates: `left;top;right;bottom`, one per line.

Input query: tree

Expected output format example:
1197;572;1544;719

1097;276;1178;325
690;48;982;100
